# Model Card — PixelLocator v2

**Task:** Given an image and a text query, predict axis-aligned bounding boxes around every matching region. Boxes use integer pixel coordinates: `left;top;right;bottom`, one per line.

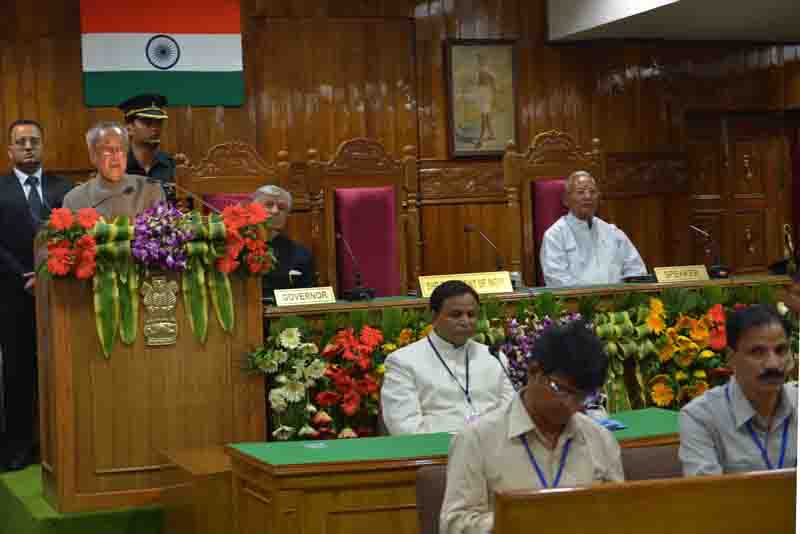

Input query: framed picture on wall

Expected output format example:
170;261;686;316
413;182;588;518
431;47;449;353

445;39;518;158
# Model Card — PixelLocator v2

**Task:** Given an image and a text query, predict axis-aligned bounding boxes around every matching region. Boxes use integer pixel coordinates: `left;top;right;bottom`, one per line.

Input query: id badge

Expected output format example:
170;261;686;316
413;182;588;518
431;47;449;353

465;405;480;425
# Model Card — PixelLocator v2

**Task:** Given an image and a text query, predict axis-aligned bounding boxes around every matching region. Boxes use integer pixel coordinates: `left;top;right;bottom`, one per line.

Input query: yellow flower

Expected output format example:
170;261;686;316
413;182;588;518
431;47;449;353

646;312;666;334
649;298;664;315
675;315;694;331
692;380;710;398
419;324;433;339
382;343;398;353
699;349;715;359
658;343;676;363
674;349;697;368
676;336;697;352
396;328;413;347
376;364;385;375
675;370;689;382
651;382;675;407
689;320;710;345
665;327;680;344
693;370;707;379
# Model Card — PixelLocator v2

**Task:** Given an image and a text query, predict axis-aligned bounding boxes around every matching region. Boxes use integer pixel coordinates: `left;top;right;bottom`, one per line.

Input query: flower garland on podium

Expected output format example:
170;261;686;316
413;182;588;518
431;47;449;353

37;202;274;357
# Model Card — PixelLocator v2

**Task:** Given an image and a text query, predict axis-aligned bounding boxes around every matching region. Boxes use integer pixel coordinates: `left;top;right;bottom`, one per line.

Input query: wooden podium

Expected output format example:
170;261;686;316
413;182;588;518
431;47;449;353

35;274;266;512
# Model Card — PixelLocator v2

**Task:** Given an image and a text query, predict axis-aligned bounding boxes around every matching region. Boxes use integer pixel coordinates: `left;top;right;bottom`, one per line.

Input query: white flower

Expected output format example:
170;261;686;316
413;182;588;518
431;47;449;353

257;358;279;374
272;425;296;441
269;388;288;412
305;403;318;414
777;302;789;316
300;342;319;356
284;381;306;402
274;374;288;385
279;328;302;350
273;350;288;364
291;362;307;381
305;359;327;380
297;424;317;437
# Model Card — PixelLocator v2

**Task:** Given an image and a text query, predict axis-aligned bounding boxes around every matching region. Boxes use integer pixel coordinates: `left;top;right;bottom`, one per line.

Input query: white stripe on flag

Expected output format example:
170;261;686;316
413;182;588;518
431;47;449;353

82;33;243;72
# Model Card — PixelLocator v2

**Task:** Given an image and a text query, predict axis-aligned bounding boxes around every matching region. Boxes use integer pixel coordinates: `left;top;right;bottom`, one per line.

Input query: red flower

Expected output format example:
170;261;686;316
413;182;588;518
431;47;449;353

354;375;379;396
246;253;265;274
709;325;726;351
221;205;249;232
311;410;333;426
225;229;244;258
321;343;340;359
74;259;96;279
360;326;384;350
355;426;375;438
75;234;96;252
316;426;337;439
315;391;341;407
244;238;262;252
48;239;71;252
733;303;747;310
76;208;100;229
247;202;269;225
49;208;73;231
341;390;362;416
47;246;72;276
333;374;355;394
215;255;240;273
707;303;725;325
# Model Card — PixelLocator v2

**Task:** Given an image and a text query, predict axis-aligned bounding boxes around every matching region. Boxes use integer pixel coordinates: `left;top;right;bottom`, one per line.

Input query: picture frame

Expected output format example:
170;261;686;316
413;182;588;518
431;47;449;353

445;39;518;158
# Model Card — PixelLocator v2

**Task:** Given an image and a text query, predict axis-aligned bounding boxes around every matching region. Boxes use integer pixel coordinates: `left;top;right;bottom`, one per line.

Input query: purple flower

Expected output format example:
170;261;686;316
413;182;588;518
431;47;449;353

132;201;193;272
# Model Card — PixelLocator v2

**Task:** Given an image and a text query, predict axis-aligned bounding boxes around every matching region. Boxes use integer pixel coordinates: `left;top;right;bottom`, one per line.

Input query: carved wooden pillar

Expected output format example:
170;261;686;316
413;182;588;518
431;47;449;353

503;140;523;279
402;145;421;293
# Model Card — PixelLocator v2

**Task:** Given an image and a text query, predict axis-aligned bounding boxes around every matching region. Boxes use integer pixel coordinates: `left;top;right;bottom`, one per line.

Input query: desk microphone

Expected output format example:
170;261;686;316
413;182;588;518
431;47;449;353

688;225;729;279
464;224;504;271
146;178;222;214
91;185;135;209
335;232;375;301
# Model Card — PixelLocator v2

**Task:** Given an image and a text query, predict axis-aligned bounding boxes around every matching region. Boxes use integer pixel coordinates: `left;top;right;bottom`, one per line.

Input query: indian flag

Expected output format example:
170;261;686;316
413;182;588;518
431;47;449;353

80;0;244;106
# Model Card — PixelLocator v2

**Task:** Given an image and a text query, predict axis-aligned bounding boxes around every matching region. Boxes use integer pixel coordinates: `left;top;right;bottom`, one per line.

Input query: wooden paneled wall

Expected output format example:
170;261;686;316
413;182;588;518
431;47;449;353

3;0;799;278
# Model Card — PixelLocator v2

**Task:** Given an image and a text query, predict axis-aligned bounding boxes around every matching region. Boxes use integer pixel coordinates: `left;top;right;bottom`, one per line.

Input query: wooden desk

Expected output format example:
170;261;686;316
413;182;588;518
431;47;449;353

494;469;796;534
263;274;790;319
226;408;679;534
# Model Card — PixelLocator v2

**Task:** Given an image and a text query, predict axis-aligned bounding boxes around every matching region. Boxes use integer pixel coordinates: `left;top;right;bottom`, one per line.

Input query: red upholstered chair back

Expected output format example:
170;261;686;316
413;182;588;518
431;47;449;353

334;186;401;297
308;139;420;297
532;179;568;285
174;141;290;214
503;130;605;286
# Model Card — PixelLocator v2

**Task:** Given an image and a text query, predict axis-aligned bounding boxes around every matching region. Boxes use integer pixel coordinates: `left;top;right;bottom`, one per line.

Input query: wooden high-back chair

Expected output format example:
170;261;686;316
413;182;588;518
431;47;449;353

174;141;290;212
307;139;420;298
503;130;604;287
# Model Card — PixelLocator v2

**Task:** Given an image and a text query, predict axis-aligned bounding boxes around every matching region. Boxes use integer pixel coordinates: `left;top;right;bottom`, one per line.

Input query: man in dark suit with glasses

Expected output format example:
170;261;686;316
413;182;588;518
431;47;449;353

0;119;72;471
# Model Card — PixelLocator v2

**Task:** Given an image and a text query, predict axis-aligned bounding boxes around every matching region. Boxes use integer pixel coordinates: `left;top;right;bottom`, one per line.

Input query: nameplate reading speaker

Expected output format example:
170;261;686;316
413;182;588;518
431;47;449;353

654;265;710;284
419;272;514;298
274;286;337;306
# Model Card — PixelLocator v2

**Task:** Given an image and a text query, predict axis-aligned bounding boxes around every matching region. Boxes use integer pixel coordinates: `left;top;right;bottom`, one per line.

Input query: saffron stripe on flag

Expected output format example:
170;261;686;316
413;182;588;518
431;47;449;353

79;0;241;34
81;33;243;72
82;71;244;106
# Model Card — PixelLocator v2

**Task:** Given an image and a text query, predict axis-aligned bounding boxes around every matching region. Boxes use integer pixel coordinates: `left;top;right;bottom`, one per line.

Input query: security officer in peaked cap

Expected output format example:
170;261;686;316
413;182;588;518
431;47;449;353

119;94;176;194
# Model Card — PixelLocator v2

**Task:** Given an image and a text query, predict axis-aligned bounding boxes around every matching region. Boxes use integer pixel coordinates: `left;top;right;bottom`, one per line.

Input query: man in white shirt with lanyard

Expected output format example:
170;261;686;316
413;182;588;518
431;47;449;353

679;304;797;475
380;280;514;435
440;320;624;534
539;170;647;287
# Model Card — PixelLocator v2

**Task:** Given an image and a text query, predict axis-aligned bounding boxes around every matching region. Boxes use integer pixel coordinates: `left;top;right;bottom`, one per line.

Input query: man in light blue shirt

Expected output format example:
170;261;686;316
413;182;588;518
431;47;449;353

539;171;646;287
679;304;797;476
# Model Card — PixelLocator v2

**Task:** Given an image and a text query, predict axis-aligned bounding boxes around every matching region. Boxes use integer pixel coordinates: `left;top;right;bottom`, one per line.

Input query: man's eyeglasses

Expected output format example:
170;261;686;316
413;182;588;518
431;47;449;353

12;137;41;149
544;376;591;404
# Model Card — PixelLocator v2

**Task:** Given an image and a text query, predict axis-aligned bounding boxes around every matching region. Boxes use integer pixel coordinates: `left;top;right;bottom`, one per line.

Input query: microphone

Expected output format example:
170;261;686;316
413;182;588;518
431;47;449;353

464;224;504;271
335;232;375;301
688;225;729;279
146;178;221;214
91;185;135;209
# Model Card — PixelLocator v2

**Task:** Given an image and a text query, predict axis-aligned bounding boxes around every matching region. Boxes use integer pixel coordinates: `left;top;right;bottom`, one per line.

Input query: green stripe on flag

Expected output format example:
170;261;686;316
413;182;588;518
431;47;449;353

83;71;244;106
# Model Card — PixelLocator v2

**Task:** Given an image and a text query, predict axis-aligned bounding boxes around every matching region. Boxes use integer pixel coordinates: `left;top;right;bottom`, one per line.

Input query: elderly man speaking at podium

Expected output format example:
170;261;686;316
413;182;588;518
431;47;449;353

63;121;164;219
539;170;646;287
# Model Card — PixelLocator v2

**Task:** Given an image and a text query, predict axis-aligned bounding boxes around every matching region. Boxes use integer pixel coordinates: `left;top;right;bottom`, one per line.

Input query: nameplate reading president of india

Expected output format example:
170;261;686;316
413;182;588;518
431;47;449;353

419;272;513;298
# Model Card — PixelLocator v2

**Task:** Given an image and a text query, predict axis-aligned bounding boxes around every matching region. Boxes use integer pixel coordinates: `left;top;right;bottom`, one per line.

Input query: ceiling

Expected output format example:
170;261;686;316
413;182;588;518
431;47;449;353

549;0;800;43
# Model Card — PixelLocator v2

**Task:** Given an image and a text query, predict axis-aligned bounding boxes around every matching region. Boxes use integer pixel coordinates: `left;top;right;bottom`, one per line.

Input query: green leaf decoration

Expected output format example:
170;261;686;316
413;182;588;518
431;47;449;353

576;295;601;322
208;268;234;333
93;268;119;358
118;267;138;345
755;284;777;305
182;260;208;342
380;307;404;341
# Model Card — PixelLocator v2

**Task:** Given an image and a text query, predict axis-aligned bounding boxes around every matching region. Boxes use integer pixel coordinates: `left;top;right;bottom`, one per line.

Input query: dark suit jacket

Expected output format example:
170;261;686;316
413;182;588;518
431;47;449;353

0;171;73;285
263;234;318;300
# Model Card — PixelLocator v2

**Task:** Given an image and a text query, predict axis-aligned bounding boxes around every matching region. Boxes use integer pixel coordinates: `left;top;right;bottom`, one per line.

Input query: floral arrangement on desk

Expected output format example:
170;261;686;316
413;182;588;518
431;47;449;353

251;285;796;441
36;201;274;357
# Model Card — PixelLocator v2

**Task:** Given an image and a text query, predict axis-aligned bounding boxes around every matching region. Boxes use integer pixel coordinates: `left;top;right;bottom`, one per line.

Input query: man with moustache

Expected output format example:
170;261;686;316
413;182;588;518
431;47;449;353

63;121;164;218
539;170;647;287
119;94;176;187
679;304;797;475
0;120;72;470
440;320;623;534
381;280;515;435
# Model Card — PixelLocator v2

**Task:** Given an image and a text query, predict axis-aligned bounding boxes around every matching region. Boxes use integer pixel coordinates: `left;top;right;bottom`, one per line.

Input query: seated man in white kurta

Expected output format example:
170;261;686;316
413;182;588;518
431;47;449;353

539;170;646;287
380;280;515;435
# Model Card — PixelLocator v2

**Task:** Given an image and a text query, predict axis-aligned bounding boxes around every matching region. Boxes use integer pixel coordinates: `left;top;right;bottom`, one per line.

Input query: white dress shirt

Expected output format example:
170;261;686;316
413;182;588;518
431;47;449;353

14;167;44;204
380;330;515;435
440;392;625;534
539;212;646;287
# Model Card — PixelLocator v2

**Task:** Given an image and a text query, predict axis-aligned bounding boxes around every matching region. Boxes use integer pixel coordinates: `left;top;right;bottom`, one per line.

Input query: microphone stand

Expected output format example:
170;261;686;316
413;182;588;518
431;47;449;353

151;179;222;214
336;232;375;301
689;225;729;279
464;224;505;272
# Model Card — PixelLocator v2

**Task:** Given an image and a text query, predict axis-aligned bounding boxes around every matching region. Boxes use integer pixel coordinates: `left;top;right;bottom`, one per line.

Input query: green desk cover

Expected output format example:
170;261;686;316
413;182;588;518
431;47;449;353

231;408;679;466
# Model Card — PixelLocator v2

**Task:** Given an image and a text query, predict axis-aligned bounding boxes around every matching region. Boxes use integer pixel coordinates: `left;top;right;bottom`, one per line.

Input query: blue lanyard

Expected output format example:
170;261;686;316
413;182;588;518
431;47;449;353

428;336;471;405
519;434;572;488
726;383;791;470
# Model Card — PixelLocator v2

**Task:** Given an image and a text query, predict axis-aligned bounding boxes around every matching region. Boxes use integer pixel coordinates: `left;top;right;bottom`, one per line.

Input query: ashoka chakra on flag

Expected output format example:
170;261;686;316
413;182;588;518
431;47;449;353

79;0;244;107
